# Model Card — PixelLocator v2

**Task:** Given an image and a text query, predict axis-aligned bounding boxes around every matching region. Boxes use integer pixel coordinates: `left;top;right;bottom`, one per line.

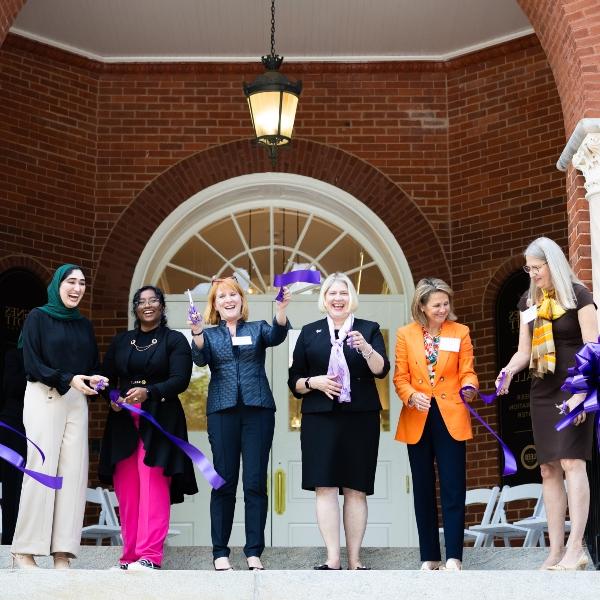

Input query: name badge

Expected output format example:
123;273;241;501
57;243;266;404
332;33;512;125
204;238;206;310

232;336;252;346
439;337;460;352
520;304;537;324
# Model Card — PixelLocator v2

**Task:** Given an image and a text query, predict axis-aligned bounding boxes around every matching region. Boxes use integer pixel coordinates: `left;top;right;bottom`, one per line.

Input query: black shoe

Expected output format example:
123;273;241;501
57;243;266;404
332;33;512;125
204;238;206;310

314;564;341;570
351;566;371;570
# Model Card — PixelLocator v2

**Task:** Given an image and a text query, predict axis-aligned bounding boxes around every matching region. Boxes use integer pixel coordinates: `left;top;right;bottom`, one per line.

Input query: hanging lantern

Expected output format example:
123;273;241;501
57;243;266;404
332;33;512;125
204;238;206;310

243;0;302;165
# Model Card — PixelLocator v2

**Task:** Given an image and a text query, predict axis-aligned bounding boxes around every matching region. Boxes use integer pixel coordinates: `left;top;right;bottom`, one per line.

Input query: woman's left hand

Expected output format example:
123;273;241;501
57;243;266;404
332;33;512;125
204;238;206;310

276;286;291;309
567;394;587;425
89;375;109;392
124;386;148;404
347;330;370;355
461;387;477;402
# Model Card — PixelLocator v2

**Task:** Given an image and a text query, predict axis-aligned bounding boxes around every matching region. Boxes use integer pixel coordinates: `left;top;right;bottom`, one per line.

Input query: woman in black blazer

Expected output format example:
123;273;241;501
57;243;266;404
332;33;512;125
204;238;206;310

288;272;390;570
99;285;197;571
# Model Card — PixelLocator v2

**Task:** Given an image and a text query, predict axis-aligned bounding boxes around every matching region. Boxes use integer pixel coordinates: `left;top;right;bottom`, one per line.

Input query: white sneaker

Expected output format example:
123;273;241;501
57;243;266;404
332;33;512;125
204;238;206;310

127;559;161;571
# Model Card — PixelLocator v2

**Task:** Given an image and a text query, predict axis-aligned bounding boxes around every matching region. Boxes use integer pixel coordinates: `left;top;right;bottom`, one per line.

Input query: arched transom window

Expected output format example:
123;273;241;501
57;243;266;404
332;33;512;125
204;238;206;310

158;206;391;295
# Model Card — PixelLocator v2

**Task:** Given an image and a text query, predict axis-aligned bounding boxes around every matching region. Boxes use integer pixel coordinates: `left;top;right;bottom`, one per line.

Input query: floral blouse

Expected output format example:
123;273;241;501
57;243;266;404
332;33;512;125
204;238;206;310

422;327;440;384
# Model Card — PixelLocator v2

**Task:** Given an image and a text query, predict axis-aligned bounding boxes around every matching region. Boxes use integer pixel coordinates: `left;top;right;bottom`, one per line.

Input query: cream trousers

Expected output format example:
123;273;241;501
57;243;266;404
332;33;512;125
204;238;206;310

11;381;88;557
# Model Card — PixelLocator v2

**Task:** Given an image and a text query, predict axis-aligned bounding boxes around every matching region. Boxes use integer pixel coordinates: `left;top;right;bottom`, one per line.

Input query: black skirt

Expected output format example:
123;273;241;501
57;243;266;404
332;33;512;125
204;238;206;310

301;408;380;495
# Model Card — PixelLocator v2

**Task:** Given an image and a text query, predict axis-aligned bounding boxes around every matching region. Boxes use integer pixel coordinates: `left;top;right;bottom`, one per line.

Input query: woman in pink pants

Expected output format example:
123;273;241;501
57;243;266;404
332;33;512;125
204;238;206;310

99;285;198;570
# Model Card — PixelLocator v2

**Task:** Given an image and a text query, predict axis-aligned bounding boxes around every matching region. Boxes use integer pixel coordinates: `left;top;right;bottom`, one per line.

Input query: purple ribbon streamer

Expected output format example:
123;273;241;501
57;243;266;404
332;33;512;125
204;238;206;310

110;390;225;489
273;270;321;301
459;374;517;476
555;338;600;450
0;420;63;489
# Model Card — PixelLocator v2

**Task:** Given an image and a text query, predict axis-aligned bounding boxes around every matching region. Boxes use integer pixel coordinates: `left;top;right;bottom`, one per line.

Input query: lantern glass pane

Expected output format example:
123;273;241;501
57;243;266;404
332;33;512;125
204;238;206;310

279;93;298;139
249;91;283;138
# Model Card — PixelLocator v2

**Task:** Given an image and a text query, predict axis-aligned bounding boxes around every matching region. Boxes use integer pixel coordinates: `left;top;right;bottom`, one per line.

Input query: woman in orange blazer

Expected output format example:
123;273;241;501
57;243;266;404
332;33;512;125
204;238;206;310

393;278;478;571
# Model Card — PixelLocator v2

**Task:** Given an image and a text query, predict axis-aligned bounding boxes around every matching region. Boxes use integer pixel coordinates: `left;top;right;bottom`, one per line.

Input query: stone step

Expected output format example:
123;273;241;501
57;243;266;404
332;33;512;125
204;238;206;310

0;565;598;600
0;547;597;600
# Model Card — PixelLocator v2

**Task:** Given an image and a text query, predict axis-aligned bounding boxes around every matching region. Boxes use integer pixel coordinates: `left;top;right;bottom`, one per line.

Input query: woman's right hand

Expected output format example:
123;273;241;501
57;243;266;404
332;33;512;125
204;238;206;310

408;392;431;411
495;368;514;395
309;375;343;400
110;397;124;412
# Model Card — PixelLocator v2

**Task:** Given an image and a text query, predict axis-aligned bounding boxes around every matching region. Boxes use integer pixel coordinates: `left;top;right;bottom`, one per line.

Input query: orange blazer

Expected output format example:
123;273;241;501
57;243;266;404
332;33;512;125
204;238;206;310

393;320;478;444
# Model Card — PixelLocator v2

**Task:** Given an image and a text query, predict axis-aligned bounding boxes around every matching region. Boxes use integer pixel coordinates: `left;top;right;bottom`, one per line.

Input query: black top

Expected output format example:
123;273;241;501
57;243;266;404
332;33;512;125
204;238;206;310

98;326;198;504
288;317;390;413
21;308;99;396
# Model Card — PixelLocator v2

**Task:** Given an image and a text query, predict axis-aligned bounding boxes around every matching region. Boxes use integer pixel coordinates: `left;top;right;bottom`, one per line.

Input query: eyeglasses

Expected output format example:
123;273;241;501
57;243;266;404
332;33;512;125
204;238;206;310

135;297;161;307
211;274;237;285
523;262;547;275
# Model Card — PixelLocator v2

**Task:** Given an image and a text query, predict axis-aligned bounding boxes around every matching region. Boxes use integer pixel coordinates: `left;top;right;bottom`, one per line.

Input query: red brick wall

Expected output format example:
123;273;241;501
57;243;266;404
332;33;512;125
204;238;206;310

0;38;99;307
0;33;568;494
0;0;25;46
519;0;600;137
517;0;600;295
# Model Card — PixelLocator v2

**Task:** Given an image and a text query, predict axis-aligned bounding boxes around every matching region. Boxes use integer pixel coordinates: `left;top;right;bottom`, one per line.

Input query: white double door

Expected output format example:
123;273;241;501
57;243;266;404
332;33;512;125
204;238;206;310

168;295;417;547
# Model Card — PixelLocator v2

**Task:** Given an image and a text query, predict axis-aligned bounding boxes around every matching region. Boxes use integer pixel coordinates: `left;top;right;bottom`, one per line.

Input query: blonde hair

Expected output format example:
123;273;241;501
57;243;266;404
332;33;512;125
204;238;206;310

204;277;249;324
524;237;582;310
411;278;457;327
318;272;359;313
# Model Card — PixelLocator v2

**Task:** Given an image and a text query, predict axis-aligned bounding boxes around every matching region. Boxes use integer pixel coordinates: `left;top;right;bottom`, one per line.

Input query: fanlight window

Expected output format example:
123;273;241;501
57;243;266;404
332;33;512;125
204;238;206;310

157;207;390;295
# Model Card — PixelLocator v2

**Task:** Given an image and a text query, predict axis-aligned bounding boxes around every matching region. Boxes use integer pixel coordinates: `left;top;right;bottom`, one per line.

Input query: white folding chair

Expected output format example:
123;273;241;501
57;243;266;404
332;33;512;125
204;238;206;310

439;486;500;548
81;487;122;546
469;483;545;547
104;489;180;544
513;480;571;546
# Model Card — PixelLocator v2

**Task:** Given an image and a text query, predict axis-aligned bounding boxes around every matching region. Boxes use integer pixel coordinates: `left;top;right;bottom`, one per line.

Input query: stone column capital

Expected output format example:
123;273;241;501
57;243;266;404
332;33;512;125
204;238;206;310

572;133;600;198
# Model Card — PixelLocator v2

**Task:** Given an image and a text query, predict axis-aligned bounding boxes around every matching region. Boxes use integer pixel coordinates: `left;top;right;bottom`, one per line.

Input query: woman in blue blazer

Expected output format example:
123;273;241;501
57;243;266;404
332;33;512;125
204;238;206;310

191;275;290;571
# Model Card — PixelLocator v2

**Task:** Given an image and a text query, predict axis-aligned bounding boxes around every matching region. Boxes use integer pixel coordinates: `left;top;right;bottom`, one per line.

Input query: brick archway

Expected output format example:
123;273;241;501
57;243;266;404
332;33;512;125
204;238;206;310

93;139;445;343
518;0;600;137
516;0;600;278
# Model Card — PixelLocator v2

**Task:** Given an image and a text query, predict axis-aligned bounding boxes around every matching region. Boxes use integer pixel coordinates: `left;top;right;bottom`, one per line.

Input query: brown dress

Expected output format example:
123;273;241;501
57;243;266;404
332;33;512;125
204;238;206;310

518;284;595;464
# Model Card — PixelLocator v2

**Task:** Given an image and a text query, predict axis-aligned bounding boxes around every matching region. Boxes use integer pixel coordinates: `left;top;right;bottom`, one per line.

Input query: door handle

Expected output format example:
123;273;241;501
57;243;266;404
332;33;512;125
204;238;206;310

274;467;286;515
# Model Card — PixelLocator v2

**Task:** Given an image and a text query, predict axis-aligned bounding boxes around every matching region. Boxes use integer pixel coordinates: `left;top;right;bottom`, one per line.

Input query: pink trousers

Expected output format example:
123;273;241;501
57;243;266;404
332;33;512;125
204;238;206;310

113;412;171;566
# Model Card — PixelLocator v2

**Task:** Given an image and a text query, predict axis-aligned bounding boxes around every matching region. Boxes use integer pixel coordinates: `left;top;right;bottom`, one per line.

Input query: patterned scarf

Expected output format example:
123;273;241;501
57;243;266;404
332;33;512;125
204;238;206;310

422;328;440;384
530;288;566;378
327;314;353;403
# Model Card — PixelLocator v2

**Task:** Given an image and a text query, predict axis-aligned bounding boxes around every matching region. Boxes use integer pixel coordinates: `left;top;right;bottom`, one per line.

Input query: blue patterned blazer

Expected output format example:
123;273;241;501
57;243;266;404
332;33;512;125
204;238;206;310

191;318;291;414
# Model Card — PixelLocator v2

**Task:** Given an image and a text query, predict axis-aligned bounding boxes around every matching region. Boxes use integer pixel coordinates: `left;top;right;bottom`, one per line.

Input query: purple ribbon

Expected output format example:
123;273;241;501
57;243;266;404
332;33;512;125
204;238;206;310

273;270;321;301
109;390;225;489
459;373;517;476
555;338;600;450
0;420;63;489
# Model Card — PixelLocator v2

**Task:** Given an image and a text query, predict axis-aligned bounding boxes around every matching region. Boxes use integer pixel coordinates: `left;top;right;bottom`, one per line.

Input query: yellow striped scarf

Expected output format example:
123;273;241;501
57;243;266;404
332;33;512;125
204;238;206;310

530;289;566;378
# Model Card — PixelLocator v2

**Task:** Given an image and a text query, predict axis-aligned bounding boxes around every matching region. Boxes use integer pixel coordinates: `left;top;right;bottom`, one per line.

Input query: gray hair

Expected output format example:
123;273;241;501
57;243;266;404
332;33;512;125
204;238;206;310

318;272;359;313
524;237;582;309
411;278;457;327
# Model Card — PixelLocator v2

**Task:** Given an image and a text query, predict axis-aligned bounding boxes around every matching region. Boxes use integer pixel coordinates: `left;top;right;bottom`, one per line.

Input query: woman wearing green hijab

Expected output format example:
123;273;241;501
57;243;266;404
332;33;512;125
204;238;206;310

11;264;107;569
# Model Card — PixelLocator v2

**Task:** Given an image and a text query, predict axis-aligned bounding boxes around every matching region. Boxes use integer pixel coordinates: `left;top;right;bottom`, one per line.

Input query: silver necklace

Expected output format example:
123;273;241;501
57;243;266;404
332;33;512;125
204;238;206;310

130;338;158;352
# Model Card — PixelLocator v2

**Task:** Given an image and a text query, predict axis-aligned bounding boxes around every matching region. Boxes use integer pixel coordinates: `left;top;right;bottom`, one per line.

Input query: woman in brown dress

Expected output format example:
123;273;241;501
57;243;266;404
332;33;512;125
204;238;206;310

496;237;597;570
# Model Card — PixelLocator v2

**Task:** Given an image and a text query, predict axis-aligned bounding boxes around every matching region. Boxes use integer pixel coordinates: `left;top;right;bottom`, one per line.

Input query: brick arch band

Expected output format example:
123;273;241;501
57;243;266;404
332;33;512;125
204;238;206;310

93;139;446;340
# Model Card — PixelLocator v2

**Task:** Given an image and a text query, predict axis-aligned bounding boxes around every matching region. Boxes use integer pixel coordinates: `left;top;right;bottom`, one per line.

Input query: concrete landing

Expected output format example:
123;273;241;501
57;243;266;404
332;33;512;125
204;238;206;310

0;545;595;570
